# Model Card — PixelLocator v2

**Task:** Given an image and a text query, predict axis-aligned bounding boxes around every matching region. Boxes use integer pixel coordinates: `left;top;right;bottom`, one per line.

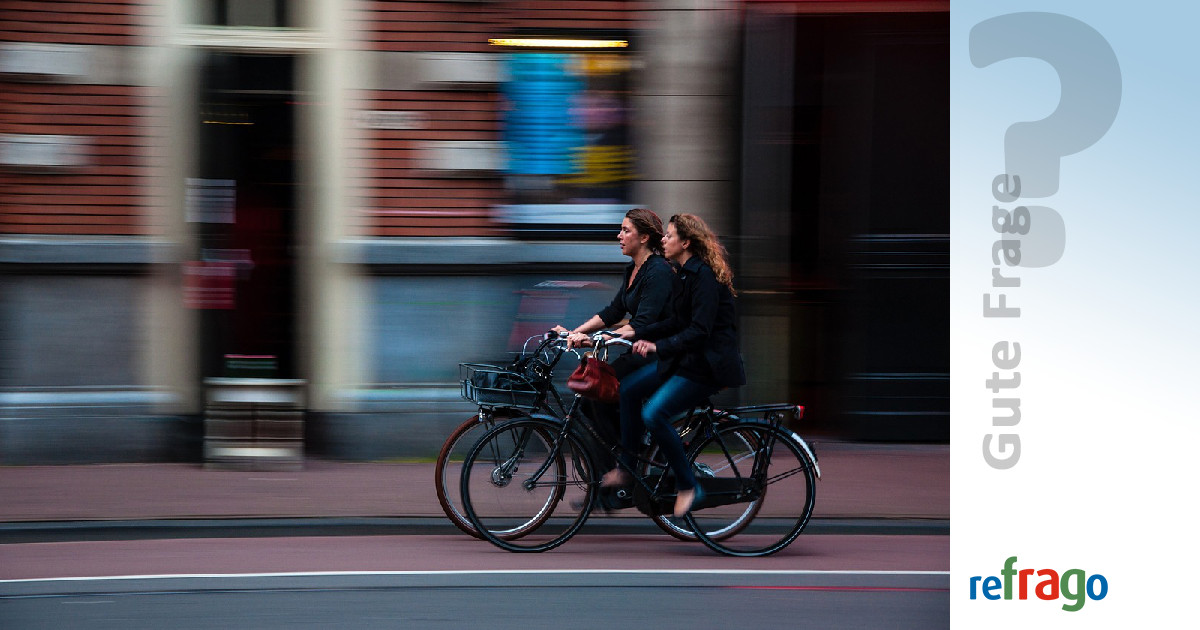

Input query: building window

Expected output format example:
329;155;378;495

195;0;293;28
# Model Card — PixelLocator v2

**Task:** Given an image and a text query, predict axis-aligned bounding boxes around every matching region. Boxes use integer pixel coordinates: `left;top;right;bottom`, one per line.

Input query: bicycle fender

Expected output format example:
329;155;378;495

785;431;821;480
524;412;565;425
731;419;822;480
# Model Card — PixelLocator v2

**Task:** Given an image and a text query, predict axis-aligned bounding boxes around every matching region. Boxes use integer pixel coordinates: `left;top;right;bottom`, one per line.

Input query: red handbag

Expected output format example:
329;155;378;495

567;356;620;403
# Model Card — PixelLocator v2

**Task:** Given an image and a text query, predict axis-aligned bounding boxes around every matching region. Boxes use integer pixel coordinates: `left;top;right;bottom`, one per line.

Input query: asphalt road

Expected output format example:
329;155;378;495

0;532;948;628
1;571;949;629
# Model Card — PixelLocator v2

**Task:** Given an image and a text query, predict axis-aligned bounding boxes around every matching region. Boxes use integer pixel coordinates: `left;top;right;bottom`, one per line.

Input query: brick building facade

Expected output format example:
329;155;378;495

1;1;743;463
1;0;949;464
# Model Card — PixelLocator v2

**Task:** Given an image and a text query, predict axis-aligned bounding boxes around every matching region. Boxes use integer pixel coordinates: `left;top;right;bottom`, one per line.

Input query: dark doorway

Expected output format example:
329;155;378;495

194;53;299;379
742;11;950;441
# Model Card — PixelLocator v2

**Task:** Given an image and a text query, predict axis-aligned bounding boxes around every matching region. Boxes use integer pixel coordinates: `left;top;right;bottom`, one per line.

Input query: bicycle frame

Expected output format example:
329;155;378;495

514;391;717;506
501;389;821;504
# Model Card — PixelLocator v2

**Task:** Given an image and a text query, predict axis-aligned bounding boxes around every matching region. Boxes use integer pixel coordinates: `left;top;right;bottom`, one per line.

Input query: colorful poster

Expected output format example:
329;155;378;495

499;49;636;231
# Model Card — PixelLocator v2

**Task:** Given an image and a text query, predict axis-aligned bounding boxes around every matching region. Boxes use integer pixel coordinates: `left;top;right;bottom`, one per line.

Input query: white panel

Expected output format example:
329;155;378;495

418;140;506;174
0;135;88;170
0;43;91;81
496;204;634;226
418;52;500;89
356;110;428;130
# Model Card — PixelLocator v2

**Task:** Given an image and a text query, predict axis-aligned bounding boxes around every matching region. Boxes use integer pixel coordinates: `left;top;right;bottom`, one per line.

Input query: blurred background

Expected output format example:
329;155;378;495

0;0;947;466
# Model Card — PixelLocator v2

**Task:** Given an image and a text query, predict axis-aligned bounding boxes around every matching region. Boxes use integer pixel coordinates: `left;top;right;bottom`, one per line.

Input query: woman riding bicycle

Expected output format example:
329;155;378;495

552;208;675;454
604;213;746;518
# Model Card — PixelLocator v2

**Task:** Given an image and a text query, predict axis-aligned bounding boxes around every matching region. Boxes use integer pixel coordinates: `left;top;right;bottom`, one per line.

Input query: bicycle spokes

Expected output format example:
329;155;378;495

685;423;816;557
460;418;596;552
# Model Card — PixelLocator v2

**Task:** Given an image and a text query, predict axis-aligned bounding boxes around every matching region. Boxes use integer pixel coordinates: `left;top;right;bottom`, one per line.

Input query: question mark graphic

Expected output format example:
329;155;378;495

971;13;1122;267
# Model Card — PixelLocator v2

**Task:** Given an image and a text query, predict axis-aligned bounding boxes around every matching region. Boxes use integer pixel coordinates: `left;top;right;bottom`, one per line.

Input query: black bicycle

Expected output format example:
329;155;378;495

459;332;822;557
440;331;738;543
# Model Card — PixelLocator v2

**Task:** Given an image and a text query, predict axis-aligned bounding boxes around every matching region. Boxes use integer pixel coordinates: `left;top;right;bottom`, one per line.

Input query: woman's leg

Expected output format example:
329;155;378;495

614;362;663;472
640;375;719;493
587;400;620;470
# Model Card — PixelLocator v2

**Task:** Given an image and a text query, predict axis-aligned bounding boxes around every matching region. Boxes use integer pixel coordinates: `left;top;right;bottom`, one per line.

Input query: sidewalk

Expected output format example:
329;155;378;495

0;442;947;530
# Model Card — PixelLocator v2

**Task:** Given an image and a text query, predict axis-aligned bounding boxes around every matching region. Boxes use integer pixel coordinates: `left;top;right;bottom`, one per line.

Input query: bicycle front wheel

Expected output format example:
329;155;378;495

460;418;596;552
435;412;536;540
683;422;816;557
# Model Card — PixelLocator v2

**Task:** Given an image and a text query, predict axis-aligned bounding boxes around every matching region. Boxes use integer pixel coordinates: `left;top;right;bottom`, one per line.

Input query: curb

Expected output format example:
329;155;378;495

0;516;948;544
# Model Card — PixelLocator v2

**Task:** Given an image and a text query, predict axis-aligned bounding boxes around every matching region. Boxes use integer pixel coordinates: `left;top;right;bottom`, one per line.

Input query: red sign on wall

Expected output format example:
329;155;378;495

183;261;235;309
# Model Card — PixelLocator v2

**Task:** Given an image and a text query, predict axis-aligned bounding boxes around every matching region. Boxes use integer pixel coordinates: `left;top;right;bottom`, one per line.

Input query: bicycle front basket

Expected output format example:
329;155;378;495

459;363;541;409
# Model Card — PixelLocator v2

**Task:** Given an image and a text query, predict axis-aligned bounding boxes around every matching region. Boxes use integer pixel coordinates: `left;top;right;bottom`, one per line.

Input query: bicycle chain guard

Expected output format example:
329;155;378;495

630;473;675;516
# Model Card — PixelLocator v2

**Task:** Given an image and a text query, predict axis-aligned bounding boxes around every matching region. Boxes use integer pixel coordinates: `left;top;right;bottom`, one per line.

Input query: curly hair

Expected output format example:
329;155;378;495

625;207;664;255
669;213;736;296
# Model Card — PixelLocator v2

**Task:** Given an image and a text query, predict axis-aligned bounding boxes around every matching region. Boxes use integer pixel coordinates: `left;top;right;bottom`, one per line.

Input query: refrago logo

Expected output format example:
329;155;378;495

970;556;1108;612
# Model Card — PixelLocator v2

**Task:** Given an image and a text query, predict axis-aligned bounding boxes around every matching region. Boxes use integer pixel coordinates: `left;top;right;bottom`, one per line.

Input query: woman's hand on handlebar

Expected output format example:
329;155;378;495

632;340;657;357
548;325;589;348
566;332;592;348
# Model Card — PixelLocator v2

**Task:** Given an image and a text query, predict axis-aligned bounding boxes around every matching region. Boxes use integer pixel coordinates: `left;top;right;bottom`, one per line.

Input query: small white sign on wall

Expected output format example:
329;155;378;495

0;134;88;170
0;43;90;79
357;110;428;130
185;178;236;223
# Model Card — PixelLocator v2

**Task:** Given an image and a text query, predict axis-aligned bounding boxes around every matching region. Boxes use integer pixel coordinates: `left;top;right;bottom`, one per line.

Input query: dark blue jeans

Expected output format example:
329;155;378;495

618;362;718;492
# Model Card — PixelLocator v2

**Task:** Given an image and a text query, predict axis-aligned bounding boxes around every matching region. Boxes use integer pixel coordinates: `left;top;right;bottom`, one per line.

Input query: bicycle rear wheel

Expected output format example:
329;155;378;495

643;422;762;542
460;418;596;552
683;422;816;557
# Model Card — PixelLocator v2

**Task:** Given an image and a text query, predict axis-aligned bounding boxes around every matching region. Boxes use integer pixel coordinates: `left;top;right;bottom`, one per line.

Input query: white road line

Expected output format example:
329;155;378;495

1;569;949;584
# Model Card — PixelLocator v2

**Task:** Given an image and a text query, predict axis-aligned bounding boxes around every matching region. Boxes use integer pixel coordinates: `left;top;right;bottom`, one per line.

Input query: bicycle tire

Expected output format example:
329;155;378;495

460;417;596;553
683;422;816;557
435;411;539;540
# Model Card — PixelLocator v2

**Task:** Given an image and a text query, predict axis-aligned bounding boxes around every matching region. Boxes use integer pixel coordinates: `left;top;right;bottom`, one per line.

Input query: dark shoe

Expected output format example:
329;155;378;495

572;495;611;515
572;487;631;514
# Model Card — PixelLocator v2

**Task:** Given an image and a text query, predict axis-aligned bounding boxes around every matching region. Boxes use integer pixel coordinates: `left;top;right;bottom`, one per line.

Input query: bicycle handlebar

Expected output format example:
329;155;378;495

590;330;633;349
522;330;627;361
519;331;582;361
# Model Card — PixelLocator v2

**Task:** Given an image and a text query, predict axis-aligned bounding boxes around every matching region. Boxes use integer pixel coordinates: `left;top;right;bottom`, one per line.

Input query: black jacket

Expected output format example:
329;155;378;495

633;257;746;388
596;254;674;331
